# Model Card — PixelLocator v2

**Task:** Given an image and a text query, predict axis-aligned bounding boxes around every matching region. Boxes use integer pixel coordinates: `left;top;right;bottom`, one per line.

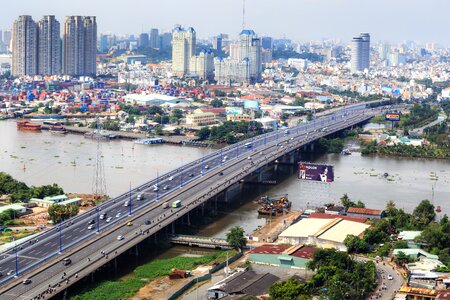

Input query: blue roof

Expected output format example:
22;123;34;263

240;29;256;35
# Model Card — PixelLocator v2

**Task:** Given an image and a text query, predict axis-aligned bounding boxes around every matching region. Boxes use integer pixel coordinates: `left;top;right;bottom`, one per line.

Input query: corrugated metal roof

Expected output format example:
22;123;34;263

347;207;383;216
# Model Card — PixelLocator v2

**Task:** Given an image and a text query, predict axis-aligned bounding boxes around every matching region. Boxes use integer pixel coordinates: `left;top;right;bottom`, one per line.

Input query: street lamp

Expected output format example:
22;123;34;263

156;170;159;200
96;207;100;233
14;238;19;277
59;223;63;253
180;167;184;187
128;182;132;216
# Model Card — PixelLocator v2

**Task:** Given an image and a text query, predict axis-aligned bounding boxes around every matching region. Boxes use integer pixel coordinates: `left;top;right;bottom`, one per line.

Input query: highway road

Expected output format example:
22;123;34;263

0;105;373;299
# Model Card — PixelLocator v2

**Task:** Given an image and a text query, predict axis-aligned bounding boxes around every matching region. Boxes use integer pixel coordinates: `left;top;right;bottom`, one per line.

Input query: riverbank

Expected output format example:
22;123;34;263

361;143;450;160
71;250;237;300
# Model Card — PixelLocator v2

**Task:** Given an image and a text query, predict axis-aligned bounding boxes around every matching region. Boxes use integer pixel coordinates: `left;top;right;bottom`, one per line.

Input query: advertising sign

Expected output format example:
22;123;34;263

385;112;401;122
298;163;334;183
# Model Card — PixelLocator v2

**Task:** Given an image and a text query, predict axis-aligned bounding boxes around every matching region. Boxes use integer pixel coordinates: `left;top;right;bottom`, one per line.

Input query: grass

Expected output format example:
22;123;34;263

71;249;237;300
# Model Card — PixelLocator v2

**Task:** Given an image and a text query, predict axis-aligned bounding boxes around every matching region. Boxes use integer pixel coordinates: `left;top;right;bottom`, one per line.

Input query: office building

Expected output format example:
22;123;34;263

99;34;109;53
37;16;61;75
139;33;149;49
1;30;12;53
261;36;273;50
350;33;370;72
150;28;159;48
171;25;196;77
62;16;97;76
159;32;172;49
212;35;222;51
12;15;38;76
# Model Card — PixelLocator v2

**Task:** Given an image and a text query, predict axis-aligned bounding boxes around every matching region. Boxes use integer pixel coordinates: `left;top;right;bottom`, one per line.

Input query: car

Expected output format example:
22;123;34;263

162;202;169;209
7;270;14;276
137;194;144;201
204;165;209;169
219;172;224;176
259;152;264;155
163;185;169;190
127;222;133;226
88;224;95;230
62;258;71;266
387;275;393;280
224;156;228;160
153;187;159;192
106;217;113;223
144;220;151;225
290;137;294;140
117;235;124;241
99;213;107;220
116;212;122;218
168;176;174;181
23;278;31;285
189;173;194;177
88;219;95;225
247;156;252;160
124;201;130;207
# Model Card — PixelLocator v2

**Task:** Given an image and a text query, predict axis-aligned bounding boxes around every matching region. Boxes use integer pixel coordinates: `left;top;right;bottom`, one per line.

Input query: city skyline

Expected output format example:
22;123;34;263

0;0;449;45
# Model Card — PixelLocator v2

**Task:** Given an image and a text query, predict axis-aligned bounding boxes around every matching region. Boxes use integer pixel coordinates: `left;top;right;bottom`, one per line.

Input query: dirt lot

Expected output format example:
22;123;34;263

251;210;302;243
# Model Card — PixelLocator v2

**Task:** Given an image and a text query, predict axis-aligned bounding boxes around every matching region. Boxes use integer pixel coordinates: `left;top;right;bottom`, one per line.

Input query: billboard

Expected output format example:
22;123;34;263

298;163;334;183
385;112;401;122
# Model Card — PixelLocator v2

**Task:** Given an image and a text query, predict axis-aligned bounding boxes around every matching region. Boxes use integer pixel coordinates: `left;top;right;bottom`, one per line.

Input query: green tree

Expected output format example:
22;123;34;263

394;251;410;266
412;200;436;228
340;194;356;210
393;240;409;249
344;234;369;253
197;127;211;140
210;99;224;108
269;279;309;300
48;204;79;224
226;226;246;251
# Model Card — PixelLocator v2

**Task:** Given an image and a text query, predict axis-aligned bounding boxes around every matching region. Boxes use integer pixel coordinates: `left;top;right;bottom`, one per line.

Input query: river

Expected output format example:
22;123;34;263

1;119;449;235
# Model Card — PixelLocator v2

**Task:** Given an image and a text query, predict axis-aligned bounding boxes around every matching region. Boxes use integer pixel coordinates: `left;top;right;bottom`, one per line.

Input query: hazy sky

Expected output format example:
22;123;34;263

1;0;449;45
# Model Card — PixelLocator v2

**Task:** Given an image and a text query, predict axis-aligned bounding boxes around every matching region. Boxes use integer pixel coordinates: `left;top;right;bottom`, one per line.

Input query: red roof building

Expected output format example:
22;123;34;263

309;212;368;223
346;207;385;220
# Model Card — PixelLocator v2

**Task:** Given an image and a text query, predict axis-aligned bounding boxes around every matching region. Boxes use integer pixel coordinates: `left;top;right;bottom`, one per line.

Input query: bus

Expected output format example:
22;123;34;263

172;200;182;208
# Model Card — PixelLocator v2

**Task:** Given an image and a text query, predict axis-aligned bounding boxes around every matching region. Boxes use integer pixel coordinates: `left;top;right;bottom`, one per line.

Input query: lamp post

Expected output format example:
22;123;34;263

180;167;184;187
14;238;18;277
59;223;63;253
129;182;132;216
96;208;100;233
156;170;159;200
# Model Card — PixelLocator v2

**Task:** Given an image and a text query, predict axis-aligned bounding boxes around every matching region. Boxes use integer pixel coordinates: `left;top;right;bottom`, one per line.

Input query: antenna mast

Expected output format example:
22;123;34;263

242;0;246;30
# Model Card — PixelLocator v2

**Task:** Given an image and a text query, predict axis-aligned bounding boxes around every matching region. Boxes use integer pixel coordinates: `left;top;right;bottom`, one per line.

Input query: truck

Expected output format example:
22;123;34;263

172;200;181;208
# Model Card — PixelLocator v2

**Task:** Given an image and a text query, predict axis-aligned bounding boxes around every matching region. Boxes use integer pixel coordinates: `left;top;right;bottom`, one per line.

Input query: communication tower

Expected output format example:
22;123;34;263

92;117;107;198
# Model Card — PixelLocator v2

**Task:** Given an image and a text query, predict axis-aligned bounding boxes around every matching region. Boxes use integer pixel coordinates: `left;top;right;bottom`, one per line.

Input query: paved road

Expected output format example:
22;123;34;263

0;105;373;299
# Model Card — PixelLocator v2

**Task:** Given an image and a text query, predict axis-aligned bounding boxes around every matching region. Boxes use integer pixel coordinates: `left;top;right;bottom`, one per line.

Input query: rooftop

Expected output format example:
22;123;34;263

347;207;383;216
309;212;368;223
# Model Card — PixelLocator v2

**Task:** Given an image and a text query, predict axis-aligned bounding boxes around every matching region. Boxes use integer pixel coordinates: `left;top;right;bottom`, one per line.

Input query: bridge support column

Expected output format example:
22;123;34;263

187;211;191;226
171;222;175;234
135;245;139;257
114;257;118;271
310;143;315;152
63;288;68;300
224;190;229;203
91;272;94;283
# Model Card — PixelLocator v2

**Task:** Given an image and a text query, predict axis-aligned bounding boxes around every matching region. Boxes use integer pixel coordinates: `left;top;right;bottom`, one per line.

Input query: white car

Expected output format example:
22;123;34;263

168;176;174;181
153;187;159;192
204;165;209;169
247;156;252;160
88;224;95;230
387;274;393;280
106;217;112;223
116;212;122;218
117;235;124;241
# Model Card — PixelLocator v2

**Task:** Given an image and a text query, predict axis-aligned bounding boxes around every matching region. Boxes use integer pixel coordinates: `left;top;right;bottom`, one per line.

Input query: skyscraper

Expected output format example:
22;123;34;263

238;29;262;83
62;16;97;76
212;36;222;51
351;33;370;72
139;33;149;49
261;36;273;50
2;30;12;53
149;28;159;49
159;32;172;50
171;26;196;77
37;16;61;75
12;15;38;76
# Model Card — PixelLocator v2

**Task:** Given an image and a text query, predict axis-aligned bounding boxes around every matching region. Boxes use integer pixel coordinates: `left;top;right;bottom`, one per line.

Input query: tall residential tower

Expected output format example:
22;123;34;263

171;26;196;77
12;15;38;76
62;16;97;76
37;15;61;75
351;33;370;72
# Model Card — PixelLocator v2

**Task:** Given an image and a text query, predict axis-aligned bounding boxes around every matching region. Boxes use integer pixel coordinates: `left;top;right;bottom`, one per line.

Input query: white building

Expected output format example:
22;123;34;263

351;33;370;73
171;26;196;77
189;49;214;81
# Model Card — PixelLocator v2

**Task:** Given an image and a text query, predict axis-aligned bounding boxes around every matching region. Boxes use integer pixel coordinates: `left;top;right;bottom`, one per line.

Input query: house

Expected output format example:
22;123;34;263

393;249;439;260
346;207;385;220
0;204;27;215
248;244;316;269
398;231;422;248
185;112;216;126
207;270;279;299
30;194;82;208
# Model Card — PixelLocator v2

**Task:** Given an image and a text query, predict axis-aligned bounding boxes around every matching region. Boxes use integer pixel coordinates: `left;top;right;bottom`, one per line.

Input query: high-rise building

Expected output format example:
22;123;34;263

37;16;61;75
212;36;222;51
351;33;370;72
139;33;149;49
62;16;97;76
171;25;196;77
214;29;262;84
149;28;159;48
261;36;273;50
190;49;214;81
159;32;172;50
2;30;12;53
12;15;38;76
99;34;109;53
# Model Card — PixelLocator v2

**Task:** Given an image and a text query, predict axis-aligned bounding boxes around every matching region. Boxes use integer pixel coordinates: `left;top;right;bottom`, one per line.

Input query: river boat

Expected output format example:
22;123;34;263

17;120;41;131
341;149;351;155
84;130;118;140
49;125;68;134
436;206;442;213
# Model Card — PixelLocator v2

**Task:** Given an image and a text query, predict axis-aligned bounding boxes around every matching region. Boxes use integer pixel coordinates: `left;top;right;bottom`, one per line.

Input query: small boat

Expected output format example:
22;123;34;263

342;149;351;155
49;125;68;134
436;206;442;213
17;120;41;131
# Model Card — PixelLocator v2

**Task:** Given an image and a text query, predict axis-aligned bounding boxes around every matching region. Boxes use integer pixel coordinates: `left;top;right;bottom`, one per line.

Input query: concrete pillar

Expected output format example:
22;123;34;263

135;245;139;257
187;211;191;226
171;222;175;234
224;189;229;203
91;272;94;283
63;288;68;300
114;257;118;270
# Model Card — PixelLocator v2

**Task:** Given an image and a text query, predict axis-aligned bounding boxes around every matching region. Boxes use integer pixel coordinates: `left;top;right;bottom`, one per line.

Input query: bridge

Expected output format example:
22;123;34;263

0;104;375;299
168;234;231;250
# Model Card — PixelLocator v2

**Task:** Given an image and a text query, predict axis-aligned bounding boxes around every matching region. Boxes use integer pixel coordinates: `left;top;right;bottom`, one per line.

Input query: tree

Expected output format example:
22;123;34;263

393;240;409;249
226;226;246;251
48;204;79;224
269;279;309;300
210;99;224;108
394;251;410;266
197;127;211;140
344;234;369;253
412;200;436;228
340;194;356;210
